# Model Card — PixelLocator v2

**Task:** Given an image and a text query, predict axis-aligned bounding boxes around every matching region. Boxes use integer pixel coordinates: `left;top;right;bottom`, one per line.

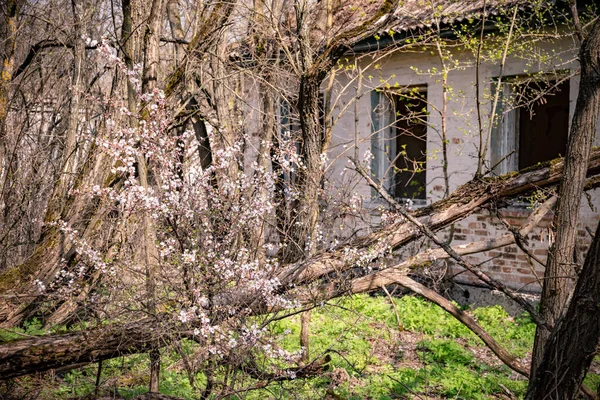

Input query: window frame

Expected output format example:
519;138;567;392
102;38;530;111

490;73;570;176
370;85;429;205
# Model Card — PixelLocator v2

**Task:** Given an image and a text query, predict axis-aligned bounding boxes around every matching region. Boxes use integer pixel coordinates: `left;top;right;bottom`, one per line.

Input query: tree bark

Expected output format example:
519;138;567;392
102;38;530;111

300;309;311;363
0;318;161;379
44;0;86;221
531;16;600;375
525;219;600;400
282;73;325;262
0;2;18;255
281;0;399;263
166;0;185;65
275;148;600;290
1;157;600;380
140;0;165;392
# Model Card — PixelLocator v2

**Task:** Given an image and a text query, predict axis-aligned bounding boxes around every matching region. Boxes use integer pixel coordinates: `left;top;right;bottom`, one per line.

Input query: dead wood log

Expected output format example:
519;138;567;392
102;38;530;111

276;148;600;288
0;318;164;379
0;152;599;379
354;160;547;328
298;192;557;306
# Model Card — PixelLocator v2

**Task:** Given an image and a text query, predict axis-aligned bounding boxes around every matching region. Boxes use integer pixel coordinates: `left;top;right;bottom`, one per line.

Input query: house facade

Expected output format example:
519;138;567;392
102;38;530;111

325;2;600;293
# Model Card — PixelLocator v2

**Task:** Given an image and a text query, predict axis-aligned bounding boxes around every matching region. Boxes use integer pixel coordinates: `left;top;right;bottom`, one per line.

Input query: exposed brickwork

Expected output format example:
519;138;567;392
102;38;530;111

445;206;600;293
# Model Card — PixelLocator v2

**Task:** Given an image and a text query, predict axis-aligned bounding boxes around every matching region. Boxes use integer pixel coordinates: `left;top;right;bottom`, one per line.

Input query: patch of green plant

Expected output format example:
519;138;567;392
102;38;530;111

471;305;536;357
31;294;558;399
394;295;473;338
0;328;24;342
417;338;474;365
272;295;395;372
426;363;495;399
158;369;195;398
337;367;426;400
0;318;50;343
585;372;600;394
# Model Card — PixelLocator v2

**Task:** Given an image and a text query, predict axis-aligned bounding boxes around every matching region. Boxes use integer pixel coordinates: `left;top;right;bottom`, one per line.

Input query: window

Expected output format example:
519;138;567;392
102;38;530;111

491;78;570;174
370;86;428;201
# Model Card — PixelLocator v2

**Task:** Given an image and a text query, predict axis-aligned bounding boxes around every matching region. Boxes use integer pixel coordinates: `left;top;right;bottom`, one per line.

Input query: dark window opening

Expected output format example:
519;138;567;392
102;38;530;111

517;79;570;170
392;90;428;200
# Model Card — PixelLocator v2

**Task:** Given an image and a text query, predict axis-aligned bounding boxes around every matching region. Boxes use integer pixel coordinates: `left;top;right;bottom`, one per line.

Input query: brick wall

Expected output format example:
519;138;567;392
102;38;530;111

326;34;600;294
444;206;599;293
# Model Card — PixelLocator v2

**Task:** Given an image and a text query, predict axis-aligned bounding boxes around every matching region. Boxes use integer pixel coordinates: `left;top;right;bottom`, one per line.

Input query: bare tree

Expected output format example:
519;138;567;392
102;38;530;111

526;9;600;397
0;1;599;398
529;1;600;377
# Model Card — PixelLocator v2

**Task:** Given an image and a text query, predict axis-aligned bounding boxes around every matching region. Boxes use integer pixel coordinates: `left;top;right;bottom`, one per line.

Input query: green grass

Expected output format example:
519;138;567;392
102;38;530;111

13;294;598;399
259;295;535;399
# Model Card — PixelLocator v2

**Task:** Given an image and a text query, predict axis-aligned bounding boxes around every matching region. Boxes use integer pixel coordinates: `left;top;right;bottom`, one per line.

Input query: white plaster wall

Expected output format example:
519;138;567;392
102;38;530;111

327;34;600;206
325;34;600;293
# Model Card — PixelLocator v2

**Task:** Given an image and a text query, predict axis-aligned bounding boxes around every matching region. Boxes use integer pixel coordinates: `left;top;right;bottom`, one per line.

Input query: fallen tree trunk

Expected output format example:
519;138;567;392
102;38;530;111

276;148;600;287
298;193;557;306
0;318;161;379
1;152;599;379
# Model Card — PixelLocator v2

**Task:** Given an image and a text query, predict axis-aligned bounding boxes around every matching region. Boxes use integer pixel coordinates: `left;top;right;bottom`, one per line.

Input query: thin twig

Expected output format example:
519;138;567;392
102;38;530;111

352;159;551;331
382;285;403;332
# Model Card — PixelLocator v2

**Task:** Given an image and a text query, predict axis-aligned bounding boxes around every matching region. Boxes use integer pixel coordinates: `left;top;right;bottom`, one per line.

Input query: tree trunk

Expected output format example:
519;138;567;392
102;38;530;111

166;0;185;65
249;0;278;263
44;0;86;221
279;0;398;263
1;146;599;330
281;74;325;263
0;0;18;269
300;309;311;363
0;318;161;379
525;219;600;399
40;0;139;328
2;157;600;380
140;0;165;392
531;16;600;375
284;72;328;361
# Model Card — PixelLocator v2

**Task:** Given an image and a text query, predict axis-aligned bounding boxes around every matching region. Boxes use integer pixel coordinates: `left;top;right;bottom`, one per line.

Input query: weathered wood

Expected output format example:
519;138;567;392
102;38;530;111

530;15;600;376
297;193;557;305
525;219;600;400
276;148;600;288
1;154;599;380
0;318;161;379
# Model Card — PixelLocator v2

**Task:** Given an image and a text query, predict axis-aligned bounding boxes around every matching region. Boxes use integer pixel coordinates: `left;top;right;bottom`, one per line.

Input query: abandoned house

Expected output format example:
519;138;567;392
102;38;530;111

318;0;600;296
